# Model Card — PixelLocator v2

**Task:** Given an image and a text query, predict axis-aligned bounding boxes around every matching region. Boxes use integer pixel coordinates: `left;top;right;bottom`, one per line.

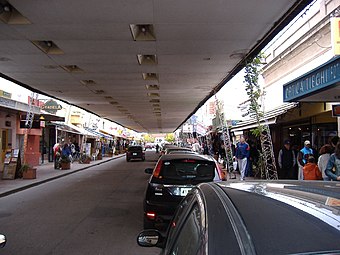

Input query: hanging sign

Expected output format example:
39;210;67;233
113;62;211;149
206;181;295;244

42;100;62;114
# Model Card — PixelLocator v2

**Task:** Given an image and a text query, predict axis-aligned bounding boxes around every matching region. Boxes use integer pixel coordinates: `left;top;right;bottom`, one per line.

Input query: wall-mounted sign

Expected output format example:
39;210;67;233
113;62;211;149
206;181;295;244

283;57;340;102
0;90;12;99
42;100;62;114
332;104;340;117
331;17;340;56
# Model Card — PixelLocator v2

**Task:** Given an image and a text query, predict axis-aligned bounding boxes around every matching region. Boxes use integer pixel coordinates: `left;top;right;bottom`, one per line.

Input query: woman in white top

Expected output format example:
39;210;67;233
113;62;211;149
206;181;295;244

317;144;332;181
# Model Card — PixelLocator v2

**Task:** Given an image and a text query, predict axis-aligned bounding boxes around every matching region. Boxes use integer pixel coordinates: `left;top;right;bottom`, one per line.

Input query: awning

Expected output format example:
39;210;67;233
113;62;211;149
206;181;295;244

231;103;298;132
84;127;113;140
49;122;97;138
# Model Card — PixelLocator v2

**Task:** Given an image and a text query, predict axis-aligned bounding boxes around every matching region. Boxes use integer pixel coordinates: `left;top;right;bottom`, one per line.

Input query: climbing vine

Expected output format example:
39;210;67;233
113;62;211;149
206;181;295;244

243;53;266;137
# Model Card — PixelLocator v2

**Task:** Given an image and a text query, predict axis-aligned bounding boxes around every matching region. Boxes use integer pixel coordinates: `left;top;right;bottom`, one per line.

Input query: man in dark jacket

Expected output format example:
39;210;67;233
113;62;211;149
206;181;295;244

278;140;296;179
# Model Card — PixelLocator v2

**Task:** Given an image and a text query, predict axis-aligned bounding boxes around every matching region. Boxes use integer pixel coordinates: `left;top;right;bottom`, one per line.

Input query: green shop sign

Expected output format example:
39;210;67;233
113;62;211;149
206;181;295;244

42;100;62;114
283;57;340;102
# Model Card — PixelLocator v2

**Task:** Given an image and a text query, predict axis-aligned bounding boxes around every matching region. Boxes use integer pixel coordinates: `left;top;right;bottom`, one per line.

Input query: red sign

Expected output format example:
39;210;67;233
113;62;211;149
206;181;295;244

332;104;340;117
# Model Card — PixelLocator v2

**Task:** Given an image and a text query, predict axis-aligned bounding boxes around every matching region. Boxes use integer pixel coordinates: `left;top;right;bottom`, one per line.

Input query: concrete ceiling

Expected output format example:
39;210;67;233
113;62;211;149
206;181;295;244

0;0;313;133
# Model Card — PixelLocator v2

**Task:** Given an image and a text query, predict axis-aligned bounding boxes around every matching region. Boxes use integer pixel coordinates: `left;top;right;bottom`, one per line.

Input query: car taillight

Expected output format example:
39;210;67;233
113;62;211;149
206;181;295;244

146;212;156;220
153;160;162;178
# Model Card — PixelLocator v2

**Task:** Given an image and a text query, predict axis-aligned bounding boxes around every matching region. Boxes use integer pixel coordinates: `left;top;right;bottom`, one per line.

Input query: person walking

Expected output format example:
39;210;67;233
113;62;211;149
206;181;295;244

297;140;314;180
235;135;250;181
303;156;322;180
277;140;296;179
317;144;332;181
325;142;340;181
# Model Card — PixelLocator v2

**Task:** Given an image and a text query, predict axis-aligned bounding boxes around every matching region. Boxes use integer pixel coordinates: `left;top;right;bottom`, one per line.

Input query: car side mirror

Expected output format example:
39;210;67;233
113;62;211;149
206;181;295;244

145;168;153;174
0;234;6;248
137;230;164;248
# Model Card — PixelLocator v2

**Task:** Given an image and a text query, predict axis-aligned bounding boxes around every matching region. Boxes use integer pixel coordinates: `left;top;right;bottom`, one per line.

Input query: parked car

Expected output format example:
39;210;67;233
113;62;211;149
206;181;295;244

143;154;225;230
164;147;193;155
138;181;340;254
126;146;145;162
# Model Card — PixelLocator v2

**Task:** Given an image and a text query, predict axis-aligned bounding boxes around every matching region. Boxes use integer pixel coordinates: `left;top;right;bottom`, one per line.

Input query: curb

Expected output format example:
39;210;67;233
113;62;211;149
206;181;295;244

0;154;125;198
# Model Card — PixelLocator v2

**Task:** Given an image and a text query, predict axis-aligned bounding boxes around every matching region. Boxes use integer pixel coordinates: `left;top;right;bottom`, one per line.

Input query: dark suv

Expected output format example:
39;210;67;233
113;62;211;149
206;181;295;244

143;154;224;230
126;146;145;162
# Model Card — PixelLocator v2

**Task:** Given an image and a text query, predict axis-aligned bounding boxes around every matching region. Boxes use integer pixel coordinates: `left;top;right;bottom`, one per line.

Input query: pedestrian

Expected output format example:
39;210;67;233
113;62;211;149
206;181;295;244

277;139;296;179
297;140;314;180
53;141;61;169
317;144;332;181
325;142;340;181
330;136;339;153
62;143;72;160
247;140;259;177
235;135;250;181
155;144;160;153
303;156;322;180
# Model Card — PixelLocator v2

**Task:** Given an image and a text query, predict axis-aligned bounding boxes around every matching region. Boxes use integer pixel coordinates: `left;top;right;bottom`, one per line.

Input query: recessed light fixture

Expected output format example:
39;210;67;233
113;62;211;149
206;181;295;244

129;24;156;41
149;99;160;103
142;73;158;81
31;40;64;55
80;80;96;85
0;2;31;24
146;85;159;90
137;54;158;65
147;93;160;97
93;90;105;94
61;65;83;73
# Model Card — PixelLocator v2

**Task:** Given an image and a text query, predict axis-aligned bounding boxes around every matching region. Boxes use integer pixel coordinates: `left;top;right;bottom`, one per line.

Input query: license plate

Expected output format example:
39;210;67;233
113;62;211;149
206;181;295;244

133;153;137;156
180;188;191;196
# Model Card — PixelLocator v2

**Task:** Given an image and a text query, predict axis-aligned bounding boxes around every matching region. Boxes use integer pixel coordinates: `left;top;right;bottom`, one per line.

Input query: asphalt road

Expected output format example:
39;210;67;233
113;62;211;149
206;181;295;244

0;150;160;255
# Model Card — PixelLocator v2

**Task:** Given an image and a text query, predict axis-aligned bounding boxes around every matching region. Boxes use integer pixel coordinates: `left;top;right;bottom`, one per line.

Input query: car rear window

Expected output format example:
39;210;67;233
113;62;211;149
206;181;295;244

128;146;142;152
159;159;215;182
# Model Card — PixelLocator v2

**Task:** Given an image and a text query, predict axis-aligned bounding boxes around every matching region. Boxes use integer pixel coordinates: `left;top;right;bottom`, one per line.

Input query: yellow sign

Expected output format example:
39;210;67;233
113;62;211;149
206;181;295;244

331;17;340;56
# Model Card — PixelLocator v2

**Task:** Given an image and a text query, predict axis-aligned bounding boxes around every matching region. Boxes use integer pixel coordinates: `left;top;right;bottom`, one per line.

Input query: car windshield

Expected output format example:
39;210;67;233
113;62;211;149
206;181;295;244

159;159;215;182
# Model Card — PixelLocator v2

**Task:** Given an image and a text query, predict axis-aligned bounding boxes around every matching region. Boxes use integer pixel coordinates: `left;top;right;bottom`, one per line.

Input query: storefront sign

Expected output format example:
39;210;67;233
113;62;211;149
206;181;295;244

0;90;11;99
283;57;340;102
42;100;62;114
332;104;340;117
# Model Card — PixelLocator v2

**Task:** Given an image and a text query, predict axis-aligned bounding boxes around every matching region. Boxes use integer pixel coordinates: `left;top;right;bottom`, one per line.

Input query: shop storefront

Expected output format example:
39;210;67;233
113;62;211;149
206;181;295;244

282;55;340;149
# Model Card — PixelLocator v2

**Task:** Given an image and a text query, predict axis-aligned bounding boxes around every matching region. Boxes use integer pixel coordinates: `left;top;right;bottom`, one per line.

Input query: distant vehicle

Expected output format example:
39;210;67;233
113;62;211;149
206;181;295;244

145;143;155;150
126;146;145;162
167;150;198;155
138;181;340;254
143;154;224;230
164;147;192;155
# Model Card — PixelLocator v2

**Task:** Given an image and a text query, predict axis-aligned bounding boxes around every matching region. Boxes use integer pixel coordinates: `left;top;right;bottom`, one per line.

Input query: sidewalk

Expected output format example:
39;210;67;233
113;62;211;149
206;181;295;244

0;154;125;198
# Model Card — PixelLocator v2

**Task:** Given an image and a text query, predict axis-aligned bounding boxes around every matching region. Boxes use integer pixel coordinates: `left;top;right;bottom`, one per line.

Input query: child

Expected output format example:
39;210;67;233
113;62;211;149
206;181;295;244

303;156;322;180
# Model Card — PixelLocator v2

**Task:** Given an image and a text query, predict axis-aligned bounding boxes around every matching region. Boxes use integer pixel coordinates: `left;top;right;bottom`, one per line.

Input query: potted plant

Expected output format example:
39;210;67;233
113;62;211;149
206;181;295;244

20;163;37;179
60;155;71;170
